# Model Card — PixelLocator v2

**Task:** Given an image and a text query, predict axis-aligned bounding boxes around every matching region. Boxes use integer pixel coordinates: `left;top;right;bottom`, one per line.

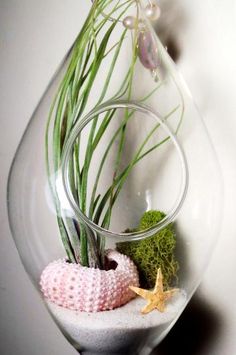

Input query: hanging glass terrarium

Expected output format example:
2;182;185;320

7;1;223;354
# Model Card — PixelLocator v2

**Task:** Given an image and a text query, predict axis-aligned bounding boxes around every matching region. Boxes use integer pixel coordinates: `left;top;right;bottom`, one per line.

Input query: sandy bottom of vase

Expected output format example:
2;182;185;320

46;291;186;354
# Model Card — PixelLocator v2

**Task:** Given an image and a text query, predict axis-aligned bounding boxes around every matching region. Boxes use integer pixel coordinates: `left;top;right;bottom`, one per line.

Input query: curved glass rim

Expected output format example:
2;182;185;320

61;100;189;241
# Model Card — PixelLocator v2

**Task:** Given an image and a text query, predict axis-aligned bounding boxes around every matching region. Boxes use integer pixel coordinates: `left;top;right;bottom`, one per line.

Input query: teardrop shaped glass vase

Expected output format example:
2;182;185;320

7;1;223;355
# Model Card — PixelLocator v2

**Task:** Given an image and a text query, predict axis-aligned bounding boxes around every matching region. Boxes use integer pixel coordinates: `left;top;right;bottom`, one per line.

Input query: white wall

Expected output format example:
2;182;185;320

0;1;236;354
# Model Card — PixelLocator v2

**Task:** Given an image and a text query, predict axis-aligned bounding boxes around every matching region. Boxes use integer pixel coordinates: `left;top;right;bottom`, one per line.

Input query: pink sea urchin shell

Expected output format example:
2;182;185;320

40;250;139;312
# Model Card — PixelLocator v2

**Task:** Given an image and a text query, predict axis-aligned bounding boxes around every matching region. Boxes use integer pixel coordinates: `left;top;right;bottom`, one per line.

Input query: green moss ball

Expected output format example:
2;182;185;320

116;210;179;289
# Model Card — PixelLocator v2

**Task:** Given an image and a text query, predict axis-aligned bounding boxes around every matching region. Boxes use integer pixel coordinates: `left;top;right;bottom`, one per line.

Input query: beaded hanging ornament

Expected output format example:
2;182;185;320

92;0;162;81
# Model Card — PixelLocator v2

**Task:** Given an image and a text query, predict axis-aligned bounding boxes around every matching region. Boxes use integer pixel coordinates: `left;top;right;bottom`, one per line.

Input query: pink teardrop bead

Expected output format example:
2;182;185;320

138;30;159;70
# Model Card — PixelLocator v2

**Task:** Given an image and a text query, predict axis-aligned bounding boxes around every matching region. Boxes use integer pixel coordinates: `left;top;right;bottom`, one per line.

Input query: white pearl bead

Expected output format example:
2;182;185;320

123;16;137;30
145;4;161;21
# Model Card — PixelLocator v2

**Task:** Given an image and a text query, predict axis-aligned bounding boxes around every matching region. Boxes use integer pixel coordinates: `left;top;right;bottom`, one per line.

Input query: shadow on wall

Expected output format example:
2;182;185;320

152;294;223;355
151;3;223;354
155;0;188;63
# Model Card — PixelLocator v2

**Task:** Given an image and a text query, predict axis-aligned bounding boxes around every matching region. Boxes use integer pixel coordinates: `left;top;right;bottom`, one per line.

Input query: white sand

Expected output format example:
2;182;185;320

47;291;186;354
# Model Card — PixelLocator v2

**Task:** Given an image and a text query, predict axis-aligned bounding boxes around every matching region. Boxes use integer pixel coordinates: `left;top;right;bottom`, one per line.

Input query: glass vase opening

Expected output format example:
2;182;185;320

59;100;189;242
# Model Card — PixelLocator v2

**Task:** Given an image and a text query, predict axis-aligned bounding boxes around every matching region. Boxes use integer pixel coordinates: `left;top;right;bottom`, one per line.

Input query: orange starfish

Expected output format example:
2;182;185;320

129;268;178;314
